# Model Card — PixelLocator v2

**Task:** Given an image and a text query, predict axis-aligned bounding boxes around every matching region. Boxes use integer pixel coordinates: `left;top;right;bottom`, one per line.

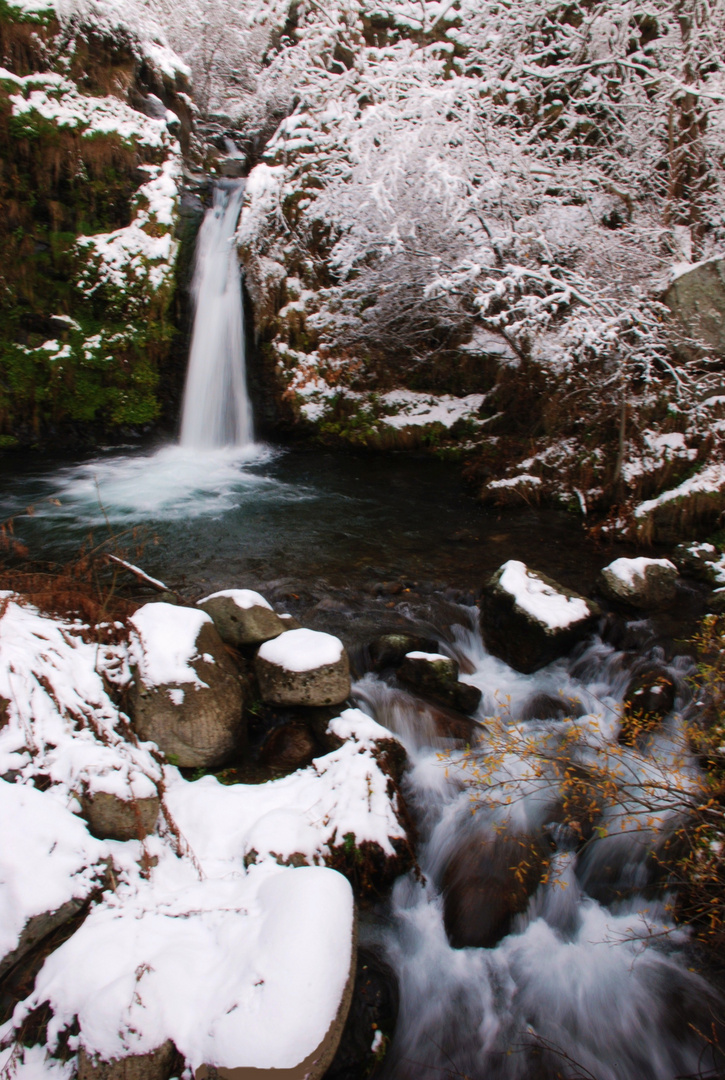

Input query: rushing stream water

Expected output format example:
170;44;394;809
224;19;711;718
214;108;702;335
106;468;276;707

352;612;720;1080
2;181;720;1080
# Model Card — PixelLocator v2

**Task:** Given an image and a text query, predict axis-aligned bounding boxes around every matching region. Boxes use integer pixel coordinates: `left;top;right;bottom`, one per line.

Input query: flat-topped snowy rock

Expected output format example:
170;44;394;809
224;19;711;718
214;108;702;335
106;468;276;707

397;652;482;715
481;561;599;673
197;588;287;647
255;628;350;706
128;603;244;767
599;557;678;609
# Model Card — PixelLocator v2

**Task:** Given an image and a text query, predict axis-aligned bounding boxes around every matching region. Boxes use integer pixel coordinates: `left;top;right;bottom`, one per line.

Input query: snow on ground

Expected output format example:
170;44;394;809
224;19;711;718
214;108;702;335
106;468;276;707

497;561;591;630
257;628;344;672
0;598;403;1072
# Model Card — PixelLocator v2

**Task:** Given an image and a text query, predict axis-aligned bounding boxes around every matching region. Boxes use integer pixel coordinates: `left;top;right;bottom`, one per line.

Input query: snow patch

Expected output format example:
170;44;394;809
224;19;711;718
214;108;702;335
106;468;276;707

198;589;273;611
129;603;212;689
498;561;591;630
257;628;344;672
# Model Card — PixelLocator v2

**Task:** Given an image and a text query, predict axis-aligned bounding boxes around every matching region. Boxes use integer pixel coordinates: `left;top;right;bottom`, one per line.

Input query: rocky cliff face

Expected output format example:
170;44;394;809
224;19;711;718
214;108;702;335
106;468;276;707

0;1;192;447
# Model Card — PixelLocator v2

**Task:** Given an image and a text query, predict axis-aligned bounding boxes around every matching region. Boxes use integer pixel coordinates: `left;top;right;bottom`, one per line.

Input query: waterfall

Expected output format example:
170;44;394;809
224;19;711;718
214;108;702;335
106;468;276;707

180;180;253;450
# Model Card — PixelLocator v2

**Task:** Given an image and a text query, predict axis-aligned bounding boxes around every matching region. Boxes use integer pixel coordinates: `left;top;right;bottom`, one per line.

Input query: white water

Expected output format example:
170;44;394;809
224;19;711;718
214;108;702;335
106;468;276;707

180;180;253;449
353;609;722;1080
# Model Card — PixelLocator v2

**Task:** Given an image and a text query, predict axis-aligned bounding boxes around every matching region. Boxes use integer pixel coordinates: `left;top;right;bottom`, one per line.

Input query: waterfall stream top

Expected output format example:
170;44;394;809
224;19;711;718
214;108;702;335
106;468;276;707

180;180;253;450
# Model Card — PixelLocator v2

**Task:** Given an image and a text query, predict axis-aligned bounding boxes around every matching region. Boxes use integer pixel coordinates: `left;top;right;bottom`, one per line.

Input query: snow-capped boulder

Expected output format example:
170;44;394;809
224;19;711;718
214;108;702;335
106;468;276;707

599;557;678;610
17;860;356;1080
127;604;244;768
480;561;599;674
255;629;350;707
196;589;287;648
397;652;482;715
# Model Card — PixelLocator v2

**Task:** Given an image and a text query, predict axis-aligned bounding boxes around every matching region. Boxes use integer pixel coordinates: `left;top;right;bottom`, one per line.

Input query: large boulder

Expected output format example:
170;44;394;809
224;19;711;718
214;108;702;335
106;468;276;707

664;257;725;355
442;830;550;949
127;604;245;768
480;561;599;674
255;629;351;707
197;589;287;648
599;557;678;610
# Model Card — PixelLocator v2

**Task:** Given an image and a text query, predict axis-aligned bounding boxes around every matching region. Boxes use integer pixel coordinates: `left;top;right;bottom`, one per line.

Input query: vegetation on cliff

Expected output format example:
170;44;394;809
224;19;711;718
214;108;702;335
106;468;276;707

0;0;189;445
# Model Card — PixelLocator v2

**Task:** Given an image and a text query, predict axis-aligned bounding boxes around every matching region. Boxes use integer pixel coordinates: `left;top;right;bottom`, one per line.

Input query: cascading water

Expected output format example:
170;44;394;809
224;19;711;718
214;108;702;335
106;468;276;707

180;180;253;449
353;608;723;1080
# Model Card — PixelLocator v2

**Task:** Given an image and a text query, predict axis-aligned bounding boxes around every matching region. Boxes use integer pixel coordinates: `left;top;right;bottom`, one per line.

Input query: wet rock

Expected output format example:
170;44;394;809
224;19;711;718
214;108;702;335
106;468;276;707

325;948;399;1080
128;606;245;769
197;589;286;647
620;668;676;743
78;1041;177;1080
259;721;318;774
519;692;582;722
599;557;679;610
217;156;246;179
397;652;482;715
255;629;351;707
368;633;440;672
576;822;686;906
82;791;160;842
443;831;550;949
480;561;599;674
0;695;8;729
398;651;457;693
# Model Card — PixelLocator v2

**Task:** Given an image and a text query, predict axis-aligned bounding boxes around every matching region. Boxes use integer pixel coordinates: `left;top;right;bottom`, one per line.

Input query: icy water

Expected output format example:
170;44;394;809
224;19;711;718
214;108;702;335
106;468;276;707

0;441;629;599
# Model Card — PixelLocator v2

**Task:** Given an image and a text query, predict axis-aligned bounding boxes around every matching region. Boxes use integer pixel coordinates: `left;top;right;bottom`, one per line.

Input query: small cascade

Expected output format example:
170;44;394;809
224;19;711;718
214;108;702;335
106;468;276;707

180;180;253;450
349;610;721;1080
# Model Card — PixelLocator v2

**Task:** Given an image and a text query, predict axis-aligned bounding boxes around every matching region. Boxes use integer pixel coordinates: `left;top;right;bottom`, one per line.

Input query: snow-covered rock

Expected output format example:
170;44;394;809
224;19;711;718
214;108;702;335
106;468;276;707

0;781;106;980
397;652;482;715
14;859;355;1080
255;628;350;707
197;589;286;647
480;561;599;673
128;604;244;768
599;558;679;610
